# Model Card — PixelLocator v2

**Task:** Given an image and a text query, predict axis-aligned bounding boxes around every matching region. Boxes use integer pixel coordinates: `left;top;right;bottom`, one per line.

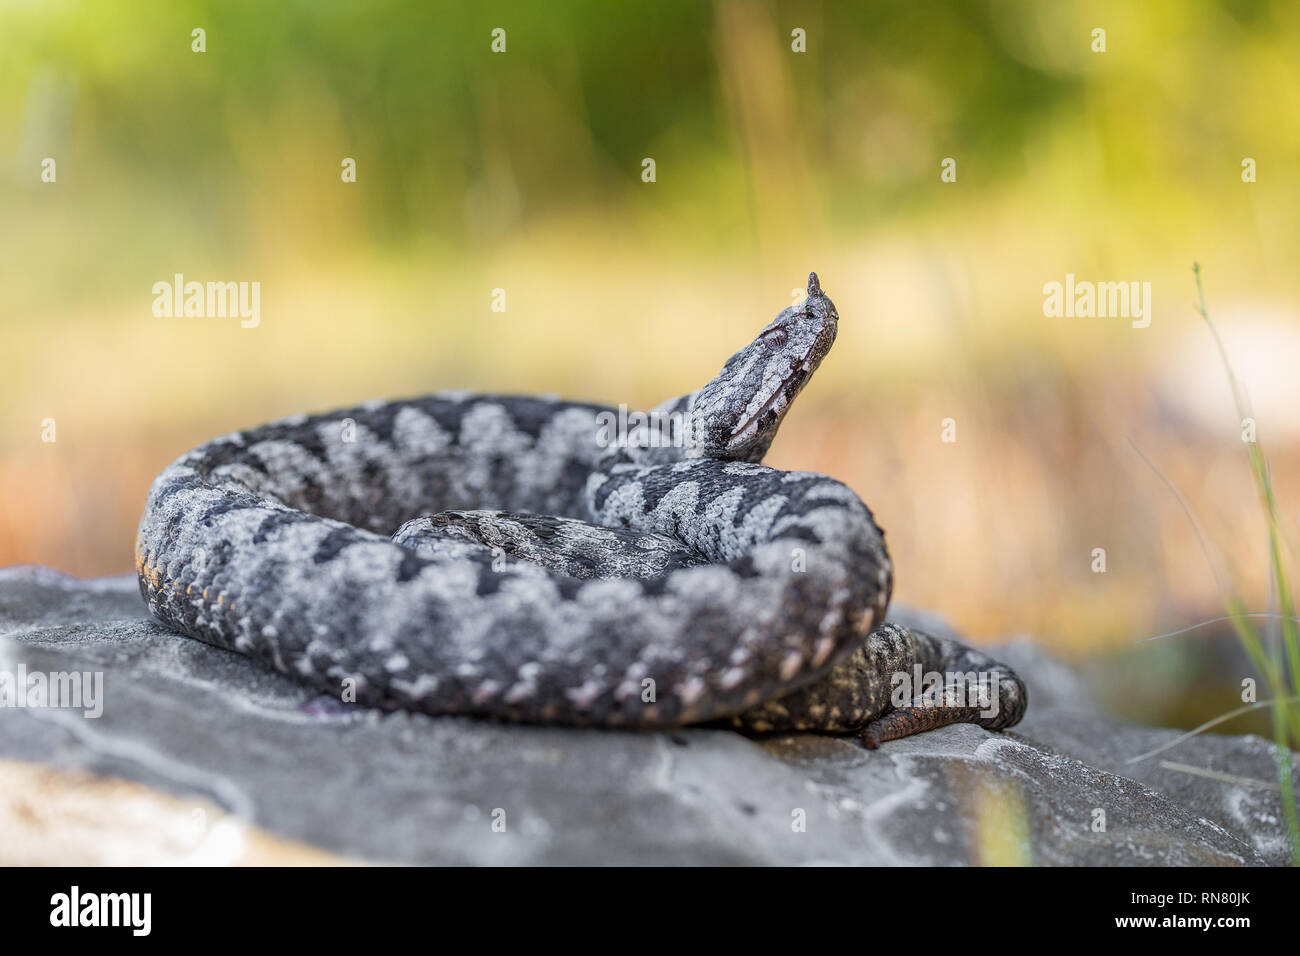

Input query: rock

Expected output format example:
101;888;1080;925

0;565;1293;865
0;759;349;866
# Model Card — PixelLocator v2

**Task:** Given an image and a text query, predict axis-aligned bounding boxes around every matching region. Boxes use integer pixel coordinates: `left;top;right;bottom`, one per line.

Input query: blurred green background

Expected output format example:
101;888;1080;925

3;0;1299;728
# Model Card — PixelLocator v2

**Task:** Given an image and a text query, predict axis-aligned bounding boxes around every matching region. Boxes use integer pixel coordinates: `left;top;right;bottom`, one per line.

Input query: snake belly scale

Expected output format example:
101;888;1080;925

136;274;1026;744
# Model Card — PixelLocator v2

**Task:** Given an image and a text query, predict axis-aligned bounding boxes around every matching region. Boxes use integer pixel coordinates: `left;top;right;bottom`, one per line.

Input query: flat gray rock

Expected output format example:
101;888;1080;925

0;565;1293;865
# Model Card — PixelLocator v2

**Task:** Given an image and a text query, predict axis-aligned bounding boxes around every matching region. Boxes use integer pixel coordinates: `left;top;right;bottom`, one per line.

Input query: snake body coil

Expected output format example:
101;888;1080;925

137;274;1025;743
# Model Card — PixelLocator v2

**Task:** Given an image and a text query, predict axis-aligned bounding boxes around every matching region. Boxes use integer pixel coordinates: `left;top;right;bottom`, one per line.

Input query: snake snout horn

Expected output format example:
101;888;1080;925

807;272;822;297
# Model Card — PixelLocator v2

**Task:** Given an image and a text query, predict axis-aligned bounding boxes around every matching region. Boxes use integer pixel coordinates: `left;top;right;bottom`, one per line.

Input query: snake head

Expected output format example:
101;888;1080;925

691;272;839;462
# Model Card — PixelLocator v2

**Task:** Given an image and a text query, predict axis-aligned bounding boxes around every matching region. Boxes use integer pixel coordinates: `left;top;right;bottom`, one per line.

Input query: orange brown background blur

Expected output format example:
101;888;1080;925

3;1;1299;726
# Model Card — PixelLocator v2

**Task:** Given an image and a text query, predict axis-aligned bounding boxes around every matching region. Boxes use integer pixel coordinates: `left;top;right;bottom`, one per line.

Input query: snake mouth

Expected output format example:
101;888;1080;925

729;334;826;443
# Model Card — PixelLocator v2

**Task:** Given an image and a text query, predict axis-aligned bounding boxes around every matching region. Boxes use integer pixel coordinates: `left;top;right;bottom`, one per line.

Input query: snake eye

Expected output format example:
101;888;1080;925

762;328;788;348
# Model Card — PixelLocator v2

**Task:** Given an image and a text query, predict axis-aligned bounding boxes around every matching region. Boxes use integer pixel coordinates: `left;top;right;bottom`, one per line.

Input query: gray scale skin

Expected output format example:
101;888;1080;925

136;274;1026;745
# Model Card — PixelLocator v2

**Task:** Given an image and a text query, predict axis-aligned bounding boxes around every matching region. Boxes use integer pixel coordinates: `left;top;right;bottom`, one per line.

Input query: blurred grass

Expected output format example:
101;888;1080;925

1191;264;1299;860
3;1;1300;724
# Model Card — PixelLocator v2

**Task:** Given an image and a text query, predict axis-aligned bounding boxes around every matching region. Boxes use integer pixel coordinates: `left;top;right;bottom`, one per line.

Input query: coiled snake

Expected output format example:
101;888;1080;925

136;274;1026;745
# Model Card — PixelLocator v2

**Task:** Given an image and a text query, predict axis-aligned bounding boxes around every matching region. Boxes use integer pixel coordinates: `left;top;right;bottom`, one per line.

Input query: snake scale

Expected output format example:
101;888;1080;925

136;274;1026;745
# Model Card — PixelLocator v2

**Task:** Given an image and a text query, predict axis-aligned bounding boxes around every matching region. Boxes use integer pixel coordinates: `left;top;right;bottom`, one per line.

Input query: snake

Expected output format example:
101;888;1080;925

136;273;1026;746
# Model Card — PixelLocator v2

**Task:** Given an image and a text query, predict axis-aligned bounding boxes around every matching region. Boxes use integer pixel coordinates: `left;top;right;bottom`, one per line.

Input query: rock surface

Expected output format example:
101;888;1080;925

0;565;1294;865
